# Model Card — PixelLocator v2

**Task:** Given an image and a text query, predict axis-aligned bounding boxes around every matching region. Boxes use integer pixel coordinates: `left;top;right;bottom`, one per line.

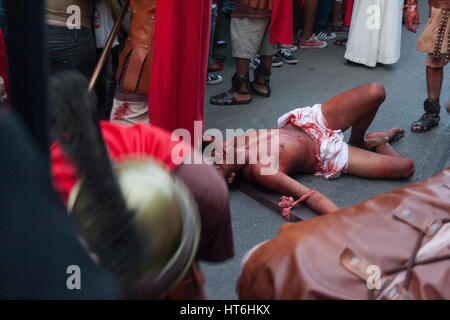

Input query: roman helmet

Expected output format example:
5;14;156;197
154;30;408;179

68;158;200;296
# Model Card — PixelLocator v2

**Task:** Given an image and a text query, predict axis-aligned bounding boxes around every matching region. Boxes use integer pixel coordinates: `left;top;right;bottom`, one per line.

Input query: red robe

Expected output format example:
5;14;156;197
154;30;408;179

149;0;212;149
345;0;354;28
270;0;294;45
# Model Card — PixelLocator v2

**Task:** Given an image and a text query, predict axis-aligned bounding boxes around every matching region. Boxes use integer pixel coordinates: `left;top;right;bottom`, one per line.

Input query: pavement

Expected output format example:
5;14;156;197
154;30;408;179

200;2;449;300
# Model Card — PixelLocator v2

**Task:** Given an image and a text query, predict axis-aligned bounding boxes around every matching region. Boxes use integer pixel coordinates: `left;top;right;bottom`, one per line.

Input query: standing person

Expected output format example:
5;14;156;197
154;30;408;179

113;0;212;149
344;0;404;67
330;0;350;33
149;0;213;148
405;0;450;132
210;0;293;106
110;0;156;125
207;2;224;86
313;0;337;41
94;0;121;120
294;0;328;49
45;0;96;78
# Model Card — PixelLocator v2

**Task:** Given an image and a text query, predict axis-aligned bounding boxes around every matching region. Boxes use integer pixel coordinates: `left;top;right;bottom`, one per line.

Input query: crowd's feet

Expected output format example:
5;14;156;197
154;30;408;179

297;34;328;49
208;61;224;72
216;39;227;48
330;24;349;34
276;48;298;64
315;30;336;41
250;56;284;69
206;72;223;86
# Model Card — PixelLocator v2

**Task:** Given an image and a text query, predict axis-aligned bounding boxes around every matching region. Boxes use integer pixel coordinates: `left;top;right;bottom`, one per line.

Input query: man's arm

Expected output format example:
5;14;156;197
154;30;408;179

244;165;339;215
404;0;420;33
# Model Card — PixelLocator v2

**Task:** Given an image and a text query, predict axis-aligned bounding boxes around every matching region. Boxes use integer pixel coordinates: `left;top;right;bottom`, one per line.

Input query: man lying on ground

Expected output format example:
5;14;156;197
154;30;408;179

208;83;415;216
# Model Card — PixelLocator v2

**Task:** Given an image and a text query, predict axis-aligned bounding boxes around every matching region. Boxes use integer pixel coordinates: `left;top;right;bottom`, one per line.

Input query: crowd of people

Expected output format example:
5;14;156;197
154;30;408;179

37;0;449;132
0;0;449;300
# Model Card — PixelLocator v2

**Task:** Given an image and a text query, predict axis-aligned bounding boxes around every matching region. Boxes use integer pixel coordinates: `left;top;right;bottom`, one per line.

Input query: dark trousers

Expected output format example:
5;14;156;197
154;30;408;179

313;0;334;33
46;25;96;80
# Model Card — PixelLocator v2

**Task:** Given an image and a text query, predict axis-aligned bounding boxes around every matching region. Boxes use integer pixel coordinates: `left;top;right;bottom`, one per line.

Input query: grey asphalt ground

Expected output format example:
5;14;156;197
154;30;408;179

200;2;449;300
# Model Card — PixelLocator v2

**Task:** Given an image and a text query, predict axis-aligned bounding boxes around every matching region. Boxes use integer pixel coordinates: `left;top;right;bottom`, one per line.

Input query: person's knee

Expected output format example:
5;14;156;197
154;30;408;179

367;83;386;104
400;158;415;178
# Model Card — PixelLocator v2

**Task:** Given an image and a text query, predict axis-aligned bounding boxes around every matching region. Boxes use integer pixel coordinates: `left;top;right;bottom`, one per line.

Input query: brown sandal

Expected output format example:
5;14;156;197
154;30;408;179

210;73;252;106
250;64;271;97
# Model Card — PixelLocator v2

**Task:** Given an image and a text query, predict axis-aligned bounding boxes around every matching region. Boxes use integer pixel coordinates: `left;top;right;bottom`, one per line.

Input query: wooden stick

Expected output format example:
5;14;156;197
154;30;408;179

88;0;130;92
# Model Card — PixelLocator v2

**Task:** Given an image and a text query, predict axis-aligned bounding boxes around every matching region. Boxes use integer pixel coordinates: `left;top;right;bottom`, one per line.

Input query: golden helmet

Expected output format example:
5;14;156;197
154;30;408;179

68;158;200;296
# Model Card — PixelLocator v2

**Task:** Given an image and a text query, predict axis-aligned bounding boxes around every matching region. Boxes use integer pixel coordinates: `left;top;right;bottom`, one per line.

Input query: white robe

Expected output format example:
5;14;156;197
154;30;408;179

345;0;403;67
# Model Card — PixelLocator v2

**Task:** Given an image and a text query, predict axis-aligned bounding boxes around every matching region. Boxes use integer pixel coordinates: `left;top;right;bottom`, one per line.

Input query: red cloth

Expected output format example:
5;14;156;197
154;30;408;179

148;0;212;148
344;0;354;28
0;29;9;106
51;121;190;206
270;0;294;45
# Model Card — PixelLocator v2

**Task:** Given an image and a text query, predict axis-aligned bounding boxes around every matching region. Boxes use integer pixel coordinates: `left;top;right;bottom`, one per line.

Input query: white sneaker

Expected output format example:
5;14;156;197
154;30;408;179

315;31;336;41
206;73;223;86
281;44;299;52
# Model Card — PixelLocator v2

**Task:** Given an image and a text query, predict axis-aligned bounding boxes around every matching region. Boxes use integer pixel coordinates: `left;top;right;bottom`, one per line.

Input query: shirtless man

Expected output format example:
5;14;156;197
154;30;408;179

208;83;415;216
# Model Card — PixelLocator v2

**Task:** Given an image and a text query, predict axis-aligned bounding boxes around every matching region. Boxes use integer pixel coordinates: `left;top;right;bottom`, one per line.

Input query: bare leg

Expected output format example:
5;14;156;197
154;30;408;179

252;55;272;96
426;66;443;100
235;58;252;100
301;0;318;40
375;143;402;158
347;146;415;179
332;0;343;23
411;66;442;132
321;83;386;148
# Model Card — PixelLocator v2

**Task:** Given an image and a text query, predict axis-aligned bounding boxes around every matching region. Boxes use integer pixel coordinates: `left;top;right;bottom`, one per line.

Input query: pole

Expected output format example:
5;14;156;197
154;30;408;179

89;0;130;92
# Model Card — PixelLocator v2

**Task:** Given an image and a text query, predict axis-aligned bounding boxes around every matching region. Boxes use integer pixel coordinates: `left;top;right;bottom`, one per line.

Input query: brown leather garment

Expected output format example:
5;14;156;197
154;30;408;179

239;168;450;300
430;0;450;9
242;0;273;11
116;0;156;95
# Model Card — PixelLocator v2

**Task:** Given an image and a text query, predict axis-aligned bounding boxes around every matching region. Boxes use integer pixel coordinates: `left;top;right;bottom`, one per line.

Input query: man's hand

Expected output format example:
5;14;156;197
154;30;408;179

404;1;420;33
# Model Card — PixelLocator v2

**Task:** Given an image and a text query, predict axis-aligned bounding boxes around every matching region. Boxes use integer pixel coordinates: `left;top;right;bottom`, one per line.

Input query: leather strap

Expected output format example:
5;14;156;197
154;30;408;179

393;208;442;236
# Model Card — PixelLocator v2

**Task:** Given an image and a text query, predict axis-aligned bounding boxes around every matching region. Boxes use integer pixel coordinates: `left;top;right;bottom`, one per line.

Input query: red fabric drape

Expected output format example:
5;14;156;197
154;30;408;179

149;0;211;148
270;0;294;44
344;0;354;28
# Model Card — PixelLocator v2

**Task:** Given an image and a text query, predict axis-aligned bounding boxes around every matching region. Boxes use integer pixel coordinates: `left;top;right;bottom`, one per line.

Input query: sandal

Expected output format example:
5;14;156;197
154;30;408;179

411;98;441;133
334;38;348;47
210;73;252;106
250;64;271;97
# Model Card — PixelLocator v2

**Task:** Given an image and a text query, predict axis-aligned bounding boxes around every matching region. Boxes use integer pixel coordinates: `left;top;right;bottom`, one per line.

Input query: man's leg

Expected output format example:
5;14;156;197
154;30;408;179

210;17;267;105
426;65;444;101
321;83;387;148
252;19;277;97
320;83;415;179
411;52;447;132
347;145;415;179
301;0;319;40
